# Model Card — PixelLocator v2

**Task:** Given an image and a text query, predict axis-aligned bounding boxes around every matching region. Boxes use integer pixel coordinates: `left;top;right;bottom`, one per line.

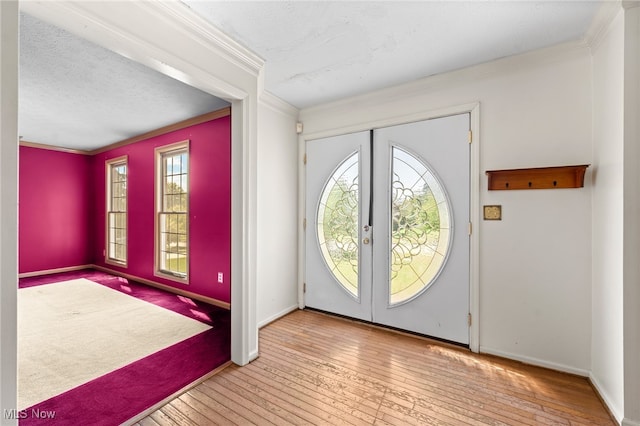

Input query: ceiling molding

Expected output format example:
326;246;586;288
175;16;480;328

21;108;230;156
21;1;265;77
149;1;265;77
301;40;590;117
20;1;254;101
90;107;231;155
585;0;623;51
19;141;91;156
259;91;299;119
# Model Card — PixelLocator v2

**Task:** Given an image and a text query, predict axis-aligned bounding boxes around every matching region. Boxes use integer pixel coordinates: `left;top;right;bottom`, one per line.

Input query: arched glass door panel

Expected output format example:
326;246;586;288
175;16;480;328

390;146;452;306
317;152;359;298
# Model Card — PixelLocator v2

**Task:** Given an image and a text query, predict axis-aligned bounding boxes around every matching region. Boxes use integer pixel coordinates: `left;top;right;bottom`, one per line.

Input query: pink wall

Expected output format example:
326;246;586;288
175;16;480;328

19;115;231;303
19;146;92;273
91;116;231;303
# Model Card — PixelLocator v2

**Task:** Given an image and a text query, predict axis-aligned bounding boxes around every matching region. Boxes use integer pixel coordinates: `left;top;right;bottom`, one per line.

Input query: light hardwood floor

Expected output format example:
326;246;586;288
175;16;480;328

136;309;614;425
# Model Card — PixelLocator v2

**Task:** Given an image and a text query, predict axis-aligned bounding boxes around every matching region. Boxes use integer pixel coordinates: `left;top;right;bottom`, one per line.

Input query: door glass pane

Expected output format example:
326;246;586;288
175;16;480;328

390;147;451;305
317;152;359;298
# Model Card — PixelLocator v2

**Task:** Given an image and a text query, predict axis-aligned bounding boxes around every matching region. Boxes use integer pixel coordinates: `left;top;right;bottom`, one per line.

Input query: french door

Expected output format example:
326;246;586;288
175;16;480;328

305;113;470;344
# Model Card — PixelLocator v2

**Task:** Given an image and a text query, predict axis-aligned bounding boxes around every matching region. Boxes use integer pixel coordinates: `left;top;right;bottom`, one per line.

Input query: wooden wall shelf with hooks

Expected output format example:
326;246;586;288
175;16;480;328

485;165;589;190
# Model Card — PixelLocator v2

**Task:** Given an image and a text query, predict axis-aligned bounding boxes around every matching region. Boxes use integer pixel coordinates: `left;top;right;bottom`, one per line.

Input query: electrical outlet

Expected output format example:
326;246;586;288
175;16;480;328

217;272;223;284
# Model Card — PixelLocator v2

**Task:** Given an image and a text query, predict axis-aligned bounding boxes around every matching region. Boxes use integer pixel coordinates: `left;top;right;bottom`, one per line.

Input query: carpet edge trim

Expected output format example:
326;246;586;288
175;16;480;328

121;360;233;426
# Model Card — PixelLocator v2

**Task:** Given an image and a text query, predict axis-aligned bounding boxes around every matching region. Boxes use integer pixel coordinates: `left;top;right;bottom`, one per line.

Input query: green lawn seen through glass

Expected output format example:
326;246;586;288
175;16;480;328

333;251;433;295
163;256;187;276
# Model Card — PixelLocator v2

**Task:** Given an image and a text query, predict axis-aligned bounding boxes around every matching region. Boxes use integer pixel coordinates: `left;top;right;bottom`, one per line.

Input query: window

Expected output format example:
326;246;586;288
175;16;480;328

106;156;128;266
155;141;189;282
317;151;359;298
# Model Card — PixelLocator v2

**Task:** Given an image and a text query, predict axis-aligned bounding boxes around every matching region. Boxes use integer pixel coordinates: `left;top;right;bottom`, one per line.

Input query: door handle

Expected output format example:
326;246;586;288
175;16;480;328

362;237;370;244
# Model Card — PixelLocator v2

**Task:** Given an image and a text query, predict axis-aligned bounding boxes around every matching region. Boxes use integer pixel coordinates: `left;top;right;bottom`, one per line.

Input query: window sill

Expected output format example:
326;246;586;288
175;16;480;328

154;270;189;285
105;258;127;268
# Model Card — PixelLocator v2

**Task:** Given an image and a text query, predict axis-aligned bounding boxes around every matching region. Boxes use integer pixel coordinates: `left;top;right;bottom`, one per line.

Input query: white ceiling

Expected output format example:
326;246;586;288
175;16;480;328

184;0;602;108
18;1;603;151
18;12;230;151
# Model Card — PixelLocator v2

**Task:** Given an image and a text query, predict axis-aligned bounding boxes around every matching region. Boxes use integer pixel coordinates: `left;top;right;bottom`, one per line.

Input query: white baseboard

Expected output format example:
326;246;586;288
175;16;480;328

590;372;623;424
257;304;299;329
479;346;590;377
18;264;93;278
248;349;259;363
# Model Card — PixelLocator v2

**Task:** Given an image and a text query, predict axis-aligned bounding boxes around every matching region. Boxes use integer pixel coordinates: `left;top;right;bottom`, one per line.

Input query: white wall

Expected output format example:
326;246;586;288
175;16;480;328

256;94;300;327
622;5;640;425
0;2;19;422
591;6;640;424
300;43;593;374
591;9;625;422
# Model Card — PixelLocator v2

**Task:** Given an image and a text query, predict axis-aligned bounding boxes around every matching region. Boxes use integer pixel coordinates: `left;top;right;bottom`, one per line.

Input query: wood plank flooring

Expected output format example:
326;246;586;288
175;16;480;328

136;309;614;425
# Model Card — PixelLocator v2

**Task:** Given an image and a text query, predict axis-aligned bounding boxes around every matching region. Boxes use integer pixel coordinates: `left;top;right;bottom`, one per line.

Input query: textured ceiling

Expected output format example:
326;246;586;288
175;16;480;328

184;0;602;108
19;1;603;150
19;12;229;151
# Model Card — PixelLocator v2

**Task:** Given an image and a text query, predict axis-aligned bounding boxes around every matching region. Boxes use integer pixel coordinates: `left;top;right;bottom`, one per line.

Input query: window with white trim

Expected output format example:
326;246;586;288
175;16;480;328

155;141;189;282
106;156;128;266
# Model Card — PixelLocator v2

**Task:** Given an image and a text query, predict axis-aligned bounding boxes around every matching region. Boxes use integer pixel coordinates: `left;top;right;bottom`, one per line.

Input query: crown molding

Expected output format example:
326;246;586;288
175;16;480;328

20;1;259;100
22;1;264;77
149;1;265;77
19;141;91;156
90;107;230;155
21;108;230;156
585;0;623;51
301;40;590;117
622;0;640;10
259;91;299;118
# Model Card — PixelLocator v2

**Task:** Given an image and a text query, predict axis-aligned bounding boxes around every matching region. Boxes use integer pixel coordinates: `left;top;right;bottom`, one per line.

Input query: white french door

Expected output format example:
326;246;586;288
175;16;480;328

305;114;470;344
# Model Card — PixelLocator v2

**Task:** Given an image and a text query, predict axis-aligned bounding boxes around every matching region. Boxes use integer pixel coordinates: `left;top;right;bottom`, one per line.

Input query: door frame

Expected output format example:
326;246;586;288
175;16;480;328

18;1;263;369
298;102;480;352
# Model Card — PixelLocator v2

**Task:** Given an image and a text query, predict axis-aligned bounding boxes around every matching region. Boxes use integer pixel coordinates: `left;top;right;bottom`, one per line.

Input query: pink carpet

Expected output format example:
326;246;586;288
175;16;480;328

18;269;230;425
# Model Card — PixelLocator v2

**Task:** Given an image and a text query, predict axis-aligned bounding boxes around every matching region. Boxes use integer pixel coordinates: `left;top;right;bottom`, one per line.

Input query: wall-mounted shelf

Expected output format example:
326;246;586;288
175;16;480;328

485;165;589;190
